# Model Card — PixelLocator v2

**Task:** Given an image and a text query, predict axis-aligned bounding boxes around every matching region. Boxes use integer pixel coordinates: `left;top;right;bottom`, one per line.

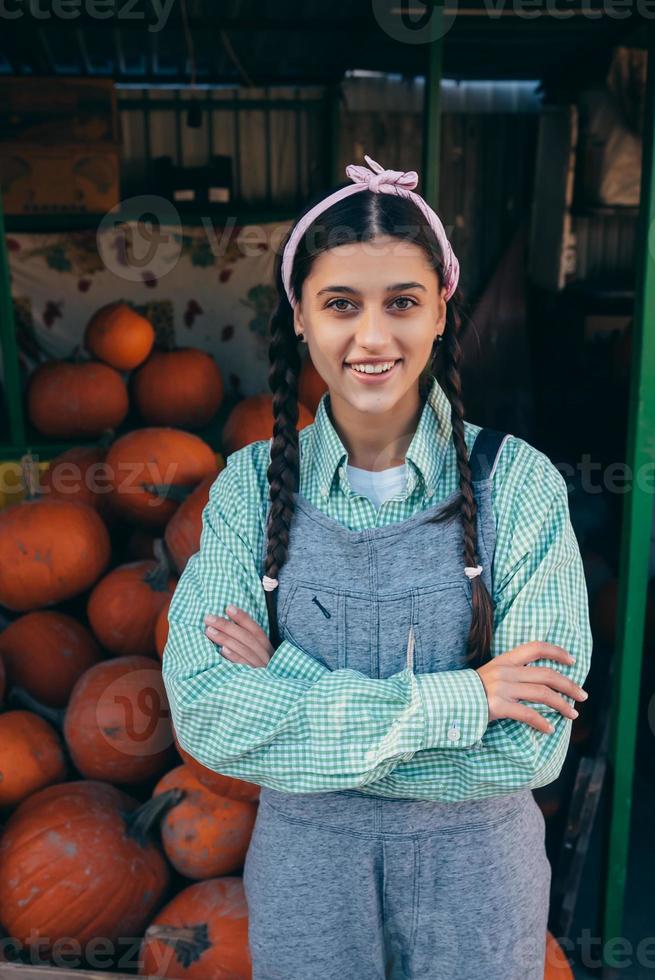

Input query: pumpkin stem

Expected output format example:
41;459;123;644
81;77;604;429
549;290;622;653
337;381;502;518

144;923;211;967
98;429;115;448
124;787;184;845
20;453;41;501
144;539;173;591
142;482;196;503
7;686;66;729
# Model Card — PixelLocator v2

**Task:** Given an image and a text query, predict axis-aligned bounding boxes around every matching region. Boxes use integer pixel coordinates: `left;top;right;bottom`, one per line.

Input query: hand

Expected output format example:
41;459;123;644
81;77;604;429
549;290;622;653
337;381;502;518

475;641;588;734
204;607;274;668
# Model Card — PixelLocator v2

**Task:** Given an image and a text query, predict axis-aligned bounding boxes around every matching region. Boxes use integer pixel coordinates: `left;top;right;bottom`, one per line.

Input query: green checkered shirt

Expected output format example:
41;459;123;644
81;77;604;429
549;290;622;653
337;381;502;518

163;376;592;801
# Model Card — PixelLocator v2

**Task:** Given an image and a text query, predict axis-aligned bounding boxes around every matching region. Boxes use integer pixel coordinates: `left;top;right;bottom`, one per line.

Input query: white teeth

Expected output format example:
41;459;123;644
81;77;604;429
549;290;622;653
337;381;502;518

349;361;397;374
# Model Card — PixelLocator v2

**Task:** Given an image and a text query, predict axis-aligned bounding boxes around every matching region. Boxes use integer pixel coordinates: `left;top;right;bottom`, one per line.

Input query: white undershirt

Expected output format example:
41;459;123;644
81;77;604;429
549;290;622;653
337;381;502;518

346;462;407;509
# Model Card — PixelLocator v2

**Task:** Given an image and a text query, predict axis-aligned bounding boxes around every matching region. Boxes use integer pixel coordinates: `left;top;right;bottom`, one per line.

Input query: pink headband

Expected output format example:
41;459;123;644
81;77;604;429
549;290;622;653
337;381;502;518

281;153;460;308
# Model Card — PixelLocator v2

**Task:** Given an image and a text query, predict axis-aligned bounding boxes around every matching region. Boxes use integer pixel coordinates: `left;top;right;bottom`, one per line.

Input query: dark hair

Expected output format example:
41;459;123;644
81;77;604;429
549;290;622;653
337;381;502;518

263;184;493;667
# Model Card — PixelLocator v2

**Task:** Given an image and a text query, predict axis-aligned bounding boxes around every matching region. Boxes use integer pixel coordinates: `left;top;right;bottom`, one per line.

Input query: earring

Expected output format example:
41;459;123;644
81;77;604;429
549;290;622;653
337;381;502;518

434;334;443;347
297;332;305;342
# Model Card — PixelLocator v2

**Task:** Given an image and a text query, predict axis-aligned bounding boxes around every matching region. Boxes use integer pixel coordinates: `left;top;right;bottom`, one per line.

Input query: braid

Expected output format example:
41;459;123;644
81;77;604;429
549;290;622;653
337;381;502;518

430;293;494;666
263;299;303;598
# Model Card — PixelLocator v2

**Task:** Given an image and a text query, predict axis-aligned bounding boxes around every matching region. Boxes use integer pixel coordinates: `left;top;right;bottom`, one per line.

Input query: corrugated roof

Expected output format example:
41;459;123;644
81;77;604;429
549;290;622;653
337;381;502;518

0;2;645;84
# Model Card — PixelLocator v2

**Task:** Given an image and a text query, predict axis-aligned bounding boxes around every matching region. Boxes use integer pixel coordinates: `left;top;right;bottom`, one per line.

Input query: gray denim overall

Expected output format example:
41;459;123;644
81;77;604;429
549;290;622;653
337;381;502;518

243;430;551;980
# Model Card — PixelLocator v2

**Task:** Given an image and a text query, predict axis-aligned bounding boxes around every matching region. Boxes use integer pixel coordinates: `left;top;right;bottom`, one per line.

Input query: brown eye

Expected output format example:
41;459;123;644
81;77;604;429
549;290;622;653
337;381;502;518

391;296;417;310
326;298;354;312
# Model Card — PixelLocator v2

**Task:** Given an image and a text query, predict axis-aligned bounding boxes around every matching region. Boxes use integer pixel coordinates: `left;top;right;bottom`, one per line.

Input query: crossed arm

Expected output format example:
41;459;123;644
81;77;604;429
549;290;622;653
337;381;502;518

162;443;592;801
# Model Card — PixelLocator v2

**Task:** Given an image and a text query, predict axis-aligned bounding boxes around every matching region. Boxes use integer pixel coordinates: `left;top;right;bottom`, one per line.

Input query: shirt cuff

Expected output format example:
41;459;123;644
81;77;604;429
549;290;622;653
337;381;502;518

415;668;489;749
265;638;328;681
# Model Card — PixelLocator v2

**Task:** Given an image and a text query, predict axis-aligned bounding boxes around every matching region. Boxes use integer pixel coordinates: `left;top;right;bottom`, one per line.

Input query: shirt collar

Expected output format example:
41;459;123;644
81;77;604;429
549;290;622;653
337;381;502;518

308;375;453;499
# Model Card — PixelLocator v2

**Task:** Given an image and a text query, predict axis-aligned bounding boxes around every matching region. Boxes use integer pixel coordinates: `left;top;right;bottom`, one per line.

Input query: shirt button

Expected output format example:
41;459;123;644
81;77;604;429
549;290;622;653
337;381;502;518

338;466;346;476
320;485;329;498
447;726;461;743
426;487;435;498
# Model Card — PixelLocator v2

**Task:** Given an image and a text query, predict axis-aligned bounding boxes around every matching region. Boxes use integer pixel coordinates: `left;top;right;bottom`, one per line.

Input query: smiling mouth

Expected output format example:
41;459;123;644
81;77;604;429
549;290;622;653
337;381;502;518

345;359;402;374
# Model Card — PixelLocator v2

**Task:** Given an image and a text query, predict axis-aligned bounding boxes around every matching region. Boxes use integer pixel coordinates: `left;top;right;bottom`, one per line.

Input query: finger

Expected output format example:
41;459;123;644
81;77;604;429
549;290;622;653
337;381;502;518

502;701;557;734
223;606;268;641
204;626;265;667
220;645;267;668
517;666;588;701
508;683;579;719
205;616;270;662
504;642;575;666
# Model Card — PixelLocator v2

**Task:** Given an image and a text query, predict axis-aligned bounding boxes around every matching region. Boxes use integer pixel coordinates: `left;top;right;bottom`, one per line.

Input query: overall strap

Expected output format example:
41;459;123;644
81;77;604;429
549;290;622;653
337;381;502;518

468;428;510;483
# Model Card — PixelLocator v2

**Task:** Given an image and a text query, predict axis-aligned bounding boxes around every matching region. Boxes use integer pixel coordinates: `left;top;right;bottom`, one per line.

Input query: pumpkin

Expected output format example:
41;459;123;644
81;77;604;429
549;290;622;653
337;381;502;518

0;611;103;708
164;472;220;575
545;930;574;978
40;445;112;518
298;353;328;414
105;427;217;527
132;349;224;428
139;877;251;979
64;655;176;784
174;734;260;804
153;765;257;879
84;302;155;370
0;710;67;808
27;360;129;439
0;780;174;959
155;596;172;659
0;497;111;612
222;393;314;455
87;541;176;657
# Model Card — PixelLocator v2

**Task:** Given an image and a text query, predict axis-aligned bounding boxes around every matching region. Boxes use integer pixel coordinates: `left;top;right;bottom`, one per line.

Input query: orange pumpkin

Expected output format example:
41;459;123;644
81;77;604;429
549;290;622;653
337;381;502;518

40;445;112;518
84;302;155;370
174;734;260;803
298;354;328;414
139;877;251;979
545;930;574;978
153;765;257;879
64;655;176;784
0;710;67;808
132;348;224;428
105;427;217;526
0;498;111;612
87;543;176;658
0;780;172;959
222;393;314;455
164;471;221;574
27;360;129;438
155;595;172;659
0;611;103;708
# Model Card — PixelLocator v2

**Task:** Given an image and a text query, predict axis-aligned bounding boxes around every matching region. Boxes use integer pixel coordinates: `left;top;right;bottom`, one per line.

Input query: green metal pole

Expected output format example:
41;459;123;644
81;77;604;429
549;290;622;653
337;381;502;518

602;24;655;959
421;7;444;209
0;190;25;450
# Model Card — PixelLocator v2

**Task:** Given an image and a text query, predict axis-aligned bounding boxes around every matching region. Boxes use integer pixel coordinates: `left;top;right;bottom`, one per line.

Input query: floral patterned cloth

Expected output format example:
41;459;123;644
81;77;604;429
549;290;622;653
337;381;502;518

8;219;291;399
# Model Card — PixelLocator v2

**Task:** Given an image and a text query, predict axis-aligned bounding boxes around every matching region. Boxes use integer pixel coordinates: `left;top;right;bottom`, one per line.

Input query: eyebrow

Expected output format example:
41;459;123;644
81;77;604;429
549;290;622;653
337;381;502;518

316;281;427;296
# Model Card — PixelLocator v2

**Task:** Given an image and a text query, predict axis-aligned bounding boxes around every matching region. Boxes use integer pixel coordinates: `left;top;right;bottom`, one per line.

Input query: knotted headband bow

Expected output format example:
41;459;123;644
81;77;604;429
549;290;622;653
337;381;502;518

281;153;460;309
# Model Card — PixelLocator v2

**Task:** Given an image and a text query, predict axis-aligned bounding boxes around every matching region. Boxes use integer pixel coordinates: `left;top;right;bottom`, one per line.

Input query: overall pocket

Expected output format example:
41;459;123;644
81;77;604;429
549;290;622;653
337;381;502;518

412;580;473;673
277;582;345;671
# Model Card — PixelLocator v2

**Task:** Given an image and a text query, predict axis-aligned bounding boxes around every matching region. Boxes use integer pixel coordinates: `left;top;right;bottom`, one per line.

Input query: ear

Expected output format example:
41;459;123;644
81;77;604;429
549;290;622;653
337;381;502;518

293;305;305;340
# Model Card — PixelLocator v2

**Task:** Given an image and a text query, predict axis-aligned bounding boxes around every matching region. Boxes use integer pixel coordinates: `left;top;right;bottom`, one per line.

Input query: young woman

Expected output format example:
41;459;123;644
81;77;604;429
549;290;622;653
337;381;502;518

162;154;592;980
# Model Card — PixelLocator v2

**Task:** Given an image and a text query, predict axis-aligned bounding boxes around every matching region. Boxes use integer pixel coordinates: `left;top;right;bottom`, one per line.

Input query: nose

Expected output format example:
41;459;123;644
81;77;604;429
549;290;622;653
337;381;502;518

353;305;394;349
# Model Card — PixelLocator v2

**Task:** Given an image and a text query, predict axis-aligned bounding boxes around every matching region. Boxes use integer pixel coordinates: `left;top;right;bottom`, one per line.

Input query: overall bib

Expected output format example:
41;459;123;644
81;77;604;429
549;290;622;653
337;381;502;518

243;430;552;980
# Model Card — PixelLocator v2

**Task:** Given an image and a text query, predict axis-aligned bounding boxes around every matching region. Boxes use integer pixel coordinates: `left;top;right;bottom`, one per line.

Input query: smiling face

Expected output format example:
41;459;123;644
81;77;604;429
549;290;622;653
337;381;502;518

293;235;447;419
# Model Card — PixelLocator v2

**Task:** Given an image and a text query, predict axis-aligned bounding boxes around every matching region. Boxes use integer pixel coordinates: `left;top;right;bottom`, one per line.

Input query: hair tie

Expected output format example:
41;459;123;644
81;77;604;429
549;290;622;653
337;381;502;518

281;152;460;309
262;575;279;592
464;565;483;579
